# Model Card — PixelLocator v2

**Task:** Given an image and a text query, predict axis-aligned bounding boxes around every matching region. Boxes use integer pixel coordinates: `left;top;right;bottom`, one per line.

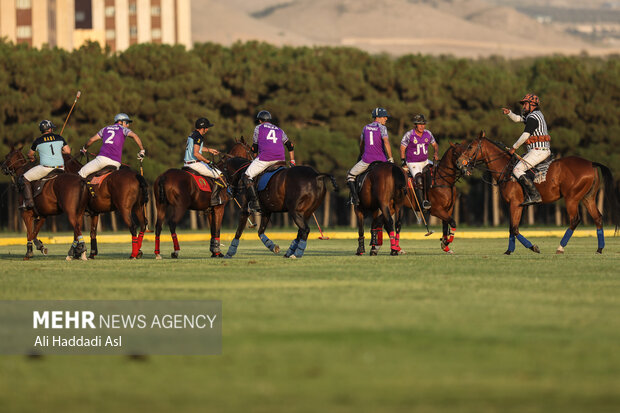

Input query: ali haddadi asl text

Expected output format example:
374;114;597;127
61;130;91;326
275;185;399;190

34;335;121;347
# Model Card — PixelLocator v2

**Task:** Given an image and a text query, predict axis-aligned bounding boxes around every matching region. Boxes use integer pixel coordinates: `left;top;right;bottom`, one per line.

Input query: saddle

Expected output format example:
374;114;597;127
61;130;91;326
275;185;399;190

354;161;384;193
256;163;287;191
31;169;64;198
511;153;555;184
85;165;118;184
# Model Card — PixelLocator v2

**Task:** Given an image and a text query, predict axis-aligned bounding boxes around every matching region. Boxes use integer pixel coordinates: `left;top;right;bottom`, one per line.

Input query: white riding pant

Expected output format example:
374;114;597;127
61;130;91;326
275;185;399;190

513;148;550;178
406;159;432;178
78;155;120;178
23;165;64;181
244;159;282;180
186;161;222;179
347;160;370;182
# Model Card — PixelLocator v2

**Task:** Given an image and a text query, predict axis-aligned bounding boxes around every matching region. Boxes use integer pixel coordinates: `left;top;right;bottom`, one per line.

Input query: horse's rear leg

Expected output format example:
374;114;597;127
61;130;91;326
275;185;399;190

440;217;457;254
582;196;605;254
88;215;99;259
154;203;166;259
131;203;147;259
369;214;383;256
168;206;186;259
556;199;585;254
355;207;365;256
119;207;141;260
285;213;310;259
258;213;280;254
380;205;400;256
66;212;87;261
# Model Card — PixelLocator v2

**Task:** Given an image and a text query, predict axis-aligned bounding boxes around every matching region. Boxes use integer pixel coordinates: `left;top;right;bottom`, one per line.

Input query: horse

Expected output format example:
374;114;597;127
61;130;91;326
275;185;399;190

457;132;619;254
353;162;407;256
220;153;338;259
403;143;464;254
1;147;89;260
153;165;229;259
63;154;149;259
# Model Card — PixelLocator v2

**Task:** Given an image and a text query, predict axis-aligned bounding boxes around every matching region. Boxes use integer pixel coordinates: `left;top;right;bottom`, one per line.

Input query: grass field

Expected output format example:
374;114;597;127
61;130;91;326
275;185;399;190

0;231;619;413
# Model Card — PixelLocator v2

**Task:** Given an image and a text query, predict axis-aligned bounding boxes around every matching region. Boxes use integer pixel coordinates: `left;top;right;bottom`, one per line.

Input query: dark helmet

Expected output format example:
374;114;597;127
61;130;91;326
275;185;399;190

39;120;56;133
412;114;427;125
195;117;214;129
256;110;272;122
519;94;540;107
371;107;389;118
114;113;132;123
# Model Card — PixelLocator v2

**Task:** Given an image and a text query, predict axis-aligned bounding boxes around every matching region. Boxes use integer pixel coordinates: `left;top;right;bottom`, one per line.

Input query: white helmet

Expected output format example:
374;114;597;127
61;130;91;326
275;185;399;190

114;113;132;123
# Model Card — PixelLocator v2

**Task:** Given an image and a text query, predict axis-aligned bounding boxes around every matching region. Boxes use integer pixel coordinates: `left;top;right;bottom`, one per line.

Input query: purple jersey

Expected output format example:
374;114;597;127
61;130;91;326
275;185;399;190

361;122;389;163
401;129;435;162
97;124;132;162
253;122;288;161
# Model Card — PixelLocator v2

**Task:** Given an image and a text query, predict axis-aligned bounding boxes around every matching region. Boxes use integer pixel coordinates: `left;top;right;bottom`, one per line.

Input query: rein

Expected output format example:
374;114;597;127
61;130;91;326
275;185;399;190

461;138;514;185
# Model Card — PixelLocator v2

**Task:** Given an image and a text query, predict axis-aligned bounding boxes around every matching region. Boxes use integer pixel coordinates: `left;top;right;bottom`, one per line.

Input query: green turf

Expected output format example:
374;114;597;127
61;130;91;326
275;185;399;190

0;234;619;413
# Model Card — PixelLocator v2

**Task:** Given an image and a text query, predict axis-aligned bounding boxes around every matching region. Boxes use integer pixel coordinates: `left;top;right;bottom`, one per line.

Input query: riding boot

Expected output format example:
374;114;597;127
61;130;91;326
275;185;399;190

518;175;542;206
415;174;431;210
245;178;261;213
19;177;34;210
347;181;359;206
210;180;223;206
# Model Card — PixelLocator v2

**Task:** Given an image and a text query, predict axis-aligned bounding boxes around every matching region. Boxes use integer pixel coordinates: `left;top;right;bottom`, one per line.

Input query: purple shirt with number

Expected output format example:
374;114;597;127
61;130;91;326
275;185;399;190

361;122;389;163
253;122;288;161
401;129;435;162
97;124;132;162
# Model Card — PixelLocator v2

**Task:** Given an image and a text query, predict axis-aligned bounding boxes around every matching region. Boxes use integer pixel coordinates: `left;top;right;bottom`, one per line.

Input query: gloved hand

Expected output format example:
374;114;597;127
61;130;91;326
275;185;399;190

388;157;394;163
290;160;296;167
137;149;146;160
401;159;406;167
80;146;87;155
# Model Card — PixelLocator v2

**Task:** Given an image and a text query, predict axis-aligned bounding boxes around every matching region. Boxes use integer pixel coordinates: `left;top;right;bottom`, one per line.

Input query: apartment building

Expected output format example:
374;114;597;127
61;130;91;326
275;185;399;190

0;0;191;51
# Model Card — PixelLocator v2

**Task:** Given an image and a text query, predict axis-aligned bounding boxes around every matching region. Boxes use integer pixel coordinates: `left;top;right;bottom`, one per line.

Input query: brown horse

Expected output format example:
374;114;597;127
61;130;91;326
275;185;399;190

354;162;407;256
153;166;229;259
403;143;464;254
457;132;619;254
221;154;337;259
63;154;149;259
1;147;89;260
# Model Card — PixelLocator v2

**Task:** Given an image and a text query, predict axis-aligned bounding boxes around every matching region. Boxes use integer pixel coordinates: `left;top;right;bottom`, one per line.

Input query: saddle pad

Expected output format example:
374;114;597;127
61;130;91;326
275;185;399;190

32;175;60;198
257;167;286;191
185;171;211;192
532;156;554;184
90;172;113;186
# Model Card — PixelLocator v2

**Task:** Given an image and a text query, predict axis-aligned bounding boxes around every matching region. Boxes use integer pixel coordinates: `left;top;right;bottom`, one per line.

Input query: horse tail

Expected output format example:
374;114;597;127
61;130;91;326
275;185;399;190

593;162;620;231
392;164;408;203
136;173;149;206
157;174;167;206
316;174;339;193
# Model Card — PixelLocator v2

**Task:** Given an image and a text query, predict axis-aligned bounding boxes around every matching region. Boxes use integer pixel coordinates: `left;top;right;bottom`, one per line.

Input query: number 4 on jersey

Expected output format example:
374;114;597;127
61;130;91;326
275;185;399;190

266;129;277;143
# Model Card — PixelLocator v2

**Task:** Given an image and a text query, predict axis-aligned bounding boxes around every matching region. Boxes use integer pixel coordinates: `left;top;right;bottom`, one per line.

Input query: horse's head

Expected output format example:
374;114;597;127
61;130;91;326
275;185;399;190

228;137;254;160
1;145;27;176
220;156;252;187
456;132;487;176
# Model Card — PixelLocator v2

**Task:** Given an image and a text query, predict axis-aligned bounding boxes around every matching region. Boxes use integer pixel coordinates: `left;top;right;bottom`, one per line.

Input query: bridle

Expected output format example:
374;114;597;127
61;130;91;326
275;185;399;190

1;151;29;178
457;137;514;185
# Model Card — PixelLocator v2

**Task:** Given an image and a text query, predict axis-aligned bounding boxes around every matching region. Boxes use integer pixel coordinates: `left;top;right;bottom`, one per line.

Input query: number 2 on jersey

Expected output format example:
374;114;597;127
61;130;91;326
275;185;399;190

104;130;115;144
266;129;277;143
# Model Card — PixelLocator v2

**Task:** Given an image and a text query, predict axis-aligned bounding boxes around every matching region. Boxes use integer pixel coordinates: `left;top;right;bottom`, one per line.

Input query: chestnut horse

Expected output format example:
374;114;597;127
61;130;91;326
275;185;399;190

221;154;338;259
153;167;229;259
354;162;407;256
63;154;149;259
1;147;89;260
457;133;619;254
403;143;464;254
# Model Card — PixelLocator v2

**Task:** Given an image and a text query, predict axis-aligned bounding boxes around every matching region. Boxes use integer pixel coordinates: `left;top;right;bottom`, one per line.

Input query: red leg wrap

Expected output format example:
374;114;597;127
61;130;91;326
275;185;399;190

137;231;145;250
131;236;139;257
154;236;160;255
172;233;180;251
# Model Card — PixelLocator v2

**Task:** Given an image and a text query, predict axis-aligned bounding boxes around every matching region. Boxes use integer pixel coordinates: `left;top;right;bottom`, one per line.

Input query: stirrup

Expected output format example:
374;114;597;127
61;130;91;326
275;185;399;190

422;200;431;210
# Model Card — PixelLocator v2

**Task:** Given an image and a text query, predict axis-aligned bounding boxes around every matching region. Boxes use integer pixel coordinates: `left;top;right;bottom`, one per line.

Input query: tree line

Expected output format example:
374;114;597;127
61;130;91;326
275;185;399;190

0;40;618;229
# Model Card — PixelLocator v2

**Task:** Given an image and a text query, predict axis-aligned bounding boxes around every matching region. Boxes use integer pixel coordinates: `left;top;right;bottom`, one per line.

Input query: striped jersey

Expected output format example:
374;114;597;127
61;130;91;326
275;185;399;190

522;110;550;149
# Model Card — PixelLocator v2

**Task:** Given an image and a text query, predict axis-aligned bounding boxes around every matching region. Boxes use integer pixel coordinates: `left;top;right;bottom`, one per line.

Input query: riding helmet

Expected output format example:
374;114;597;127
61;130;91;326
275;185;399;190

114;113;133;123
519;94;540;106
39;120;56;133
412;114;427;125
371;107;389;118
195;117;214;129
256;110;272;122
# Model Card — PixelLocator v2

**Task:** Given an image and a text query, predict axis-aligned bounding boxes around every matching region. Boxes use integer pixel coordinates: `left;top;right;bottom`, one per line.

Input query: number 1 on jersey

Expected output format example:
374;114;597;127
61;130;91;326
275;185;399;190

369;131;374;146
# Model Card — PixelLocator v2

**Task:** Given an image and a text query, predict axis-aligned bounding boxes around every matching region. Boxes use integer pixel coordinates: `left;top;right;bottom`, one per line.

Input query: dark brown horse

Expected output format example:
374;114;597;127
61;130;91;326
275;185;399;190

153;167;229;259
457;132;619;254
403;144;464;254
221;154;337;259
63;154;149;259
354;162;407;256
1;147;89;260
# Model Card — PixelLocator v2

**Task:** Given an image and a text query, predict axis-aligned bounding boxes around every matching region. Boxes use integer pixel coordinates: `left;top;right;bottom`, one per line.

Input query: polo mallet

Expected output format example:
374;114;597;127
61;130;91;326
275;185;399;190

139;159;154;233
60;91;81;135
231;196;257;228
312;213;329;240
407;177;434;236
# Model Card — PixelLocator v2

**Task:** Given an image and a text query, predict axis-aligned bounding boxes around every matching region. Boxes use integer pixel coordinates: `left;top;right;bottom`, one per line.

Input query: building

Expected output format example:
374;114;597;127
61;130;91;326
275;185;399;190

0;0;191;51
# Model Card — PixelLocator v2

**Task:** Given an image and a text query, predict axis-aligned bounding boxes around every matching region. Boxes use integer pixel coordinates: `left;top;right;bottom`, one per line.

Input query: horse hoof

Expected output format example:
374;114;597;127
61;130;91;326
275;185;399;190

390;249;400;256
356;252;364;256
88;254;96;259
273;245;280;254
223;254;233;259
530;245;540;254
596;248;603;254
288;255;297;259
23;256;31;261
80;252;88;261
136;251;143;259
155;254;162;260
211;252;223;258
504;250;512;255
556;249;564;255
369;250;377;256
171;251;179;259
65;256;72;261
41;248;48;255
444;249;454;255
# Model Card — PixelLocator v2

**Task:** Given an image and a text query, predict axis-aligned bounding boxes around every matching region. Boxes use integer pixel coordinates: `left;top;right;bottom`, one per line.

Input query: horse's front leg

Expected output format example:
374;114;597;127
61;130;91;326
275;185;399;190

258;213;279;254
21;210;36;260
225;204;251;258
505;202;539;255
380;205;400;256
32;217;48;255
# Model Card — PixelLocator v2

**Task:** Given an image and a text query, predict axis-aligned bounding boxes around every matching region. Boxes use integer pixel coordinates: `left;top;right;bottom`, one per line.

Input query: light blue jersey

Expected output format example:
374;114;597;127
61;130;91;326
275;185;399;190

30;133;67;167
184;131;204;162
